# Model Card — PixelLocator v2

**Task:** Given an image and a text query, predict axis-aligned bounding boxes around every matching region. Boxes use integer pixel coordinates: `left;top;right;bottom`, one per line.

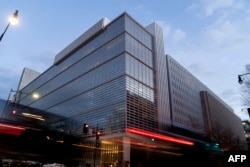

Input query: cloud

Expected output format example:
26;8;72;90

204;20;238;45
187;0;244;17
202;0;234;16
186;0;250;55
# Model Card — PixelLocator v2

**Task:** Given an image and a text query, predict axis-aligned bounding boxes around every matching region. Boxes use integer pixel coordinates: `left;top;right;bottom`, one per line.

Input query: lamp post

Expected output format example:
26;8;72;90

0;10;19;42
8;88;39;103
1;88;39;122
238;73;250;84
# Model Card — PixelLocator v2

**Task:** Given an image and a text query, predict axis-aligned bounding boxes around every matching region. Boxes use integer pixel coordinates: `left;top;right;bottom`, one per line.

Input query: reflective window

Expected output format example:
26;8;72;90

125;54;153;88
125;34;153;67
126;77;154;103
20;16;126;101
29;55;126;110
126;77;157;131
21;34;126;105
125;15;152;49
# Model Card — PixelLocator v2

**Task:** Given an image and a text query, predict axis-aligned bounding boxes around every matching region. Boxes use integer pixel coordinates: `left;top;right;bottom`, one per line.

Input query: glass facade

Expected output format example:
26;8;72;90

15;13;157;138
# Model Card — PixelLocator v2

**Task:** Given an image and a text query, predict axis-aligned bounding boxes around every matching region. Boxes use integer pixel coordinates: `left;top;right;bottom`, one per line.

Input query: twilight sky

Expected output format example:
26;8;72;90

0;0;250;120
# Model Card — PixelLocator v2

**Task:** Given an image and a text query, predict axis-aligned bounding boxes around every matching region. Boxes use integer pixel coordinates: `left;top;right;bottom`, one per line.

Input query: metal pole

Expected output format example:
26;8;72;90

94;124;99;167
0;22;10;41
1;88;13;122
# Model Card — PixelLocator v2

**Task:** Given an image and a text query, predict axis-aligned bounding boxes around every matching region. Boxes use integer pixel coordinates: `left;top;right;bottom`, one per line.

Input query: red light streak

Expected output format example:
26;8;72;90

126;128;194;146
0;123;25;136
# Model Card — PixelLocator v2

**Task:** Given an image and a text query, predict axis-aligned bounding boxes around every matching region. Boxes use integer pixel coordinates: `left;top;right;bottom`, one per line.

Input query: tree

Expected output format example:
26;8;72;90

208;122;247;151
240;64;250;107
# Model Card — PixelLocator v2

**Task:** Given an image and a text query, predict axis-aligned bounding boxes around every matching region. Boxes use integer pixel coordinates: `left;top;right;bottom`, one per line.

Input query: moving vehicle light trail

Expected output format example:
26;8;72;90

126;128;194;146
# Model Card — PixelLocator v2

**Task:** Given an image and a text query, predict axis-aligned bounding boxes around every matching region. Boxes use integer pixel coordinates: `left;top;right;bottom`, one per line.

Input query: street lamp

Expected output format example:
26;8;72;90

238;73;250;84
8;88;39;103
0;10;19;42
1;88;39;121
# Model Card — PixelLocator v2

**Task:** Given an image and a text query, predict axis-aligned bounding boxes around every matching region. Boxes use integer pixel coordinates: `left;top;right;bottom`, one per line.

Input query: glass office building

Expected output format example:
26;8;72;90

16;13;166;166
18;13;160;134
4;12;246;166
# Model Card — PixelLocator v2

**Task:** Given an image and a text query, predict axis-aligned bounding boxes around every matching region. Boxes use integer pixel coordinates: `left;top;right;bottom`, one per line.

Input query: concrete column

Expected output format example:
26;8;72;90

123;137;130;167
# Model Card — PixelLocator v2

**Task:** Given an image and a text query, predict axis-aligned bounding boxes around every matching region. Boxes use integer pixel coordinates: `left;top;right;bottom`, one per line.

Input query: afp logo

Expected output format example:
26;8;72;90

224;151;249;167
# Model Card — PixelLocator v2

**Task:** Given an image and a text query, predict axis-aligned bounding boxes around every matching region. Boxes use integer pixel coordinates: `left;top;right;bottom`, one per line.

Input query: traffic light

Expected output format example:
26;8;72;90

83;123;89;134
12;110;17;114
95;131;101;147
248;108;250;118
96;131;101;140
